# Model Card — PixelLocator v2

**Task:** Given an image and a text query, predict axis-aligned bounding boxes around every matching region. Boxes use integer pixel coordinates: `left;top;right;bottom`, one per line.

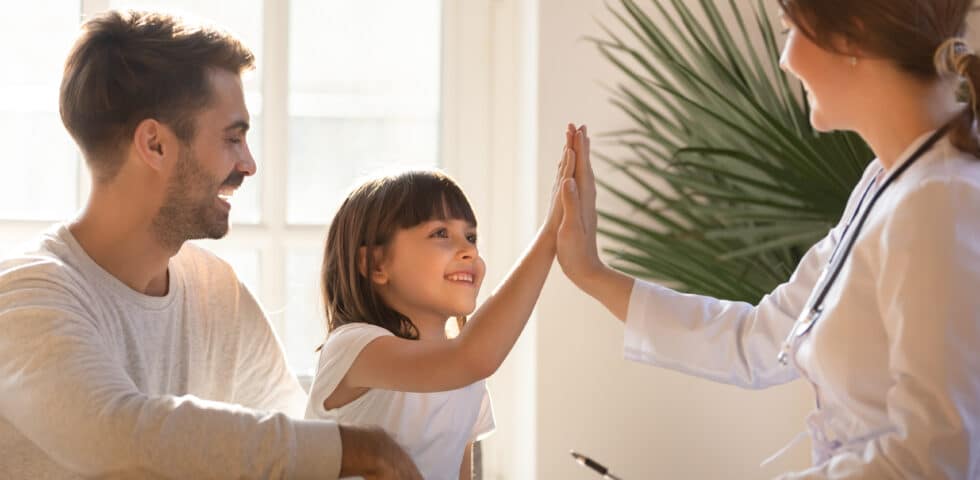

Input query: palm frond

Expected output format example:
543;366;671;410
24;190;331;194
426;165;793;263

594;0;874;302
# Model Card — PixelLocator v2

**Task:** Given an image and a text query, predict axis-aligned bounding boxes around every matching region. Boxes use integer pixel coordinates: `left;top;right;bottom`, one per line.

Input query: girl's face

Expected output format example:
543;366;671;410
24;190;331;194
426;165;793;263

779;12;860;132
372;217;486;332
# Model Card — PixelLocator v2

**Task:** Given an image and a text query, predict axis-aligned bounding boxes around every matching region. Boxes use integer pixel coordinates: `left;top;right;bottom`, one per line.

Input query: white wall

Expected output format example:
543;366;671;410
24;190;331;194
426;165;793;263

533;2;817;477
480;1;815;478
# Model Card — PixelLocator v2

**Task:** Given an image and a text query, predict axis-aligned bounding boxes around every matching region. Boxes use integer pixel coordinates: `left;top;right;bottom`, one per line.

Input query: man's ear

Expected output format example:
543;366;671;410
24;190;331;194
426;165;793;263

357;246;389;285
132;118;172;172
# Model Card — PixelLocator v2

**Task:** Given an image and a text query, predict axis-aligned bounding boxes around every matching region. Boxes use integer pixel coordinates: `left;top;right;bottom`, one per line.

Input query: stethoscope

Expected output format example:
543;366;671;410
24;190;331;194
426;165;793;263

776;121;953;366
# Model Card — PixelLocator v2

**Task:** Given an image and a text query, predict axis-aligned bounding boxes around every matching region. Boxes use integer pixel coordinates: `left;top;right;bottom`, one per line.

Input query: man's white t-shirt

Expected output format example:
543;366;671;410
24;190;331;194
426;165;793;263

0;224;342;479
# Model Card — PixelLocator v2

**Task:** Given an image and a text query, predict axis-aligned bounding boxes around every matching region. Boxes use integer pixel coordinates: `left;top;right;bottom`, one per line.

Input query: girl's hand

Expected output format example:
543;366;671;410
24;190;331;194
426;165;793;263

557;124;605;287
541;126;577;237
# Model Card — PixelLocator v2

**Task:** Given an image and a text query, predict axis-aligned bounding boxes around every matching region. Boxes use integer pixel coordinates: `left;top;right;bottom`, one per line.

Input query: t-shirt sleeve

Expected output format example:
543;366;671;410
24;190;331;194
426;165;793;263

231;280;308;418
305;323;393;419
470;382;496;443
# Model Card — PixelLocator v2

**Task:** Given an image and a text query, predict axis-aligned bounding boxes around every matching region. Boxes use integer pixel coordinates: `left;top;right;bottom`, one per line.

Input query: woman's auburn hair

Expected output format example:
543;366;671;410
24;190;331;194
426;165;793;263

778;0;980;158
320;169;477;342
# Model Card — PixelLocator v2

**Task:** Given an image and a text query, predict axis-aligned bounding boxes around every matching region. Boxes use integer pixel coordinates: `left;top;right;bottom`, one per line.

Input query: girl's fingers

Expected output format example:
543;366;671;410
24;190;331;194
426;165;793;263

548;147;575;225
556;147;573;184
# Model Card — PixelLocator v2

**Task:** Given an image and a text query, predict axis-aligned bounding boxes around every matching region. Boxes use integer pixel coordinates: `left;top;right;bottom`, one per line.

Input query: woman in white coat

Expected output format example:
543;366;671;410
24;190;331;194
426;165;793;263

555;0;980;478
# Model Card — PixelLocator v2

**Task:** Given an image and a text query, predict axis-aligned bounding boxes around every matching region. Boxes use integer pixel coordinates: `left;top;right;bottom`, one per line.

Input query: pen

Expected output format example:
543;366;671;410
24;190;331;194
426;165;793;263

570;450;623;480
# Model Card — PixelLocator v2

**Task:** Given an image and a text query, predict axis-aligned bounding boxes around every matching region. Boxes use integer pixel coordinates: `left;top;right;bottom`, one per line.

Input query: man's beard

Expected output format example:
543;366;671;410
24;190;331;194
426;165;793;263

151;148;240;250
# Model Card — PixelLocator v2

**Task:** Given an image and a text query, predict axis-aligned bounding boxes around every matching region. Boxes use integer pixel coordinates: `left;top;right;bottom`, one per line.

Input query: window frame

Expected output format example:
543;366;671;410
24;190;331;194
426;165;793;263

44;0;499;372
0;0;501;371
1;1;517;477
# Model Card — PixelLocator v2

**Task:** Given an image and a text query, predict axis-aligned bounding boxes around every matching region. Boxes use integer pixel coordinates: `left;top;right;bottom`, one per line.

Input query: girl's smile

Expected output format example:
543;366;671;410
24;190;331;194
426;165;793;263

445;271;477;285
374;218;487;336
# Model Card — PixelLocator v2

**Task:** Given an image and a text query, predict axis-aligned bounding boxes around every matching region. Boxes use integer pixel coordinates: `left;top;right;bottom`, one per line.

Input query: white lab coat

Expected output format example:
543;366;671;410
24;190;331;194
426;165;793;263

623;131;980;479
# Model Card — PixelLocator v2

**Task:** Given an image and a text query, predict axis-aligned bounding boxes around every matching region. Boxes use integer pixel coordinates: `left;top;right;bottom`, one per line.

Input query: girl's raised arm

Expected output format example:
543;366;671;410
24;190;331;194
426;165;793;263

343;128;577;393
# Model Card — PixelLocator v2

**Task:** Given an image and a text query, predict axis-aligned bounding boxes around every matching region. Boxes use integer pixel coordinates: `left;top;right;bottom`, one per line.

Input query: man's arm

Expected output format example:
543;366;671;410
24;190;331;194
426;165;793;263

0;287;342;478
225;284;421;479
230;280;312;418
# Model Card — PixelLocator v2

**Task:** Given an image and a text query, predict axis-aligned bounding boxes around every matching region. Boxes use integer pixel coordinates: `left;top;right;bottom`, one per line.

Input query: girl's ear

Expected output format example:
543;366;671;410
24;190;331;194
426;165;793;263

357;246;389;285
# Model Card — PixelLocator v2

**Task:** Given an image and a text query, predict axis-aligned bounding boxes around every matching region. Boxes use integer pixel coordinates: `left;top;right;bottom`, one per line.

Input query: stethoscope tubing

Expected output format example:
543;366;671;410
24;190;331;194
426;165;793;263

778;121;954;365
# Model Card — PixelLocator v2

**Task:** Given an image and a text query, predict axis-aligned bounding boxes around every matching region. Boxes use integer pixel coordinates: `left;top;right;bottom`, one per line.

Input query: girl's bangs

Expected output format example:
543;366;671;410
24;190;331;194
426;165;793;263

393;172;477;228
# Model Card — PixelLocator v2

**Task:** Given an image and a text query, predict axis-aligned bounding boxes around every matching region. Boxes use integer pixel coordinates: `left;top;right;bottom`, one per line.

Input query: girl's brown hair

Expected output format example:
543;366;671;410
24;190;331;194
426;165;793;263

778;0;980;157
320;170;477;341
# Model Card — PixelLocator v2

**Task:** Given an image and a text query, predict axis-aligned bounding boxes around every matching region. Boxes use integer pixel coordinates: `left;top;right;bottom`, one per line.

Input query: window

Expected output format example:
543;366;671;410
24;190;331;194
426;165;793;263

286;0;442;224
0;0;448;376
0;2;82;223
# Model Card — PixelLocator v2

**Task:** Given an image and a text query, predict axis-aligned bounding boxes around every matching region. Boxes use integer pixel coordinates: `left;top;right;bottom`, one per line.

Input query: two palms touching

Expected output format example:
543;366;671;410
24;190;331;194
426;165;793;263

552;123;603;288
371;123;599;480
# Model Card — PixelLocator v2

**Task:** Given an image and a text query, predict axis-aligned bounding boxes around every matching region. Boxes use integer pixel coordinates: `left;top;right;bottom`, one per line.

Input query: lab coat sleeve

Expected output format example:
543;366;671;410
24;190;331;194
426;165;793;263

620;163;883;389
776;179;980;479
622;229;830;389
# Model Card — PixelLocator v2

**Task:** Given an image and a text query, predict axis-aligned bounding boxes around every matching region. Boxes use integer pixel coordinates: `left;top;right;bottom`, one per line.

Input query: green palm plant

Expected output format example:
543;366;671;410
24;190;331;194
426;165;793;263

592;0;874;302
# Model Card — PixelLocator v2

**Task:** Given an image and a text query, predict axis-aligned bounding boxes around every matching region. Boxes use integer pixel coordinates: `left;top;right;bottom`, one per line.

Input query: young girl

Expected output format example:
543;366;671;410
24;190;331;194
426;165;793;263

305;136;575;479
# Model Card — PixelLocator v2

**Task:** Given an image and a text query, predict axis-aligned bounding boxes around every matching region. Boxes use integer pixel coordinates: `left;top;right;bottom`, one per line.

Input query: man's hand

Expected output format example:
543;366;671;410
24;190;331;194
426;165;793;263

338;425;422;480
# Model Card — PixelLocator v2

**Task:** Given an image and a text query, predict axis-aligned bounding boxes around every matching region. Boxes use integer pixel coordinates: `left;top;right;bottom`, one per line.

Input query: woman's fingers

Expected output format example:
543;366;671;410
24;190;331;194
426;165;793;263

559;178;582;235
573;128;594;193
573;126;598;232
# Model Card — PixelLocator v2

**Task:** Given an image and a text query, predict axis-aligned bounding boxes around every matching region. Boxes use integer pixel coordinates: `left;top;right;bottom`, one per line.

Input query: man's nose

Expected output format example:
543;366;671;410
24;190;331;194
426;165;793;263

240;142;257;176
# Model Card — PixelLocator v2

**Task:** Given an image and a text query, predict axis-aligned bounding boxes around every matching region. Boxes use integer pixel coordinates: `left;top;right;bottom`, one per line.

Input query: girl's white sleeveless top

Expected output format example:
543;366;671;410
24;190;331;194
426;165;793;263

305;323;495;480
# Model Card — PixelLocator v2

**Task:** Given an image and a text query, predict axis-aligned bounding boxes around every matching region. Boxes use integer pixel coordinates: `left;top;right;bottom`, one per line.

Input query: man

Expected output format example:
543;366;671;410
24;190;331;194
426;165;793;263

0;10;420;479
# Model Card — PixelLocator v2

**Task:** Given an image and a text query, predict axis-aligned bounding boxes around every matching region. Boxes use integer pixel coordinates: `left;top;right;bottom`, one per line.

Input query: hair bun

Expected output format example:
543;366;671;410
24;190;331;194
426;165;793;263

935;37;976;77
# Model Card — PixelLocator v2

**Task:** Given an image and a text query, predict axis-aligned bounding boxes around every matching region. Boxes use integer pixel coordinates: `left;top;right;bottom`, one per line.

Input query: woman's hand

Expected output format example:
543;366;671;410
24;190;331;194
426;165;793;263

556;124;634;321
557;124;604;287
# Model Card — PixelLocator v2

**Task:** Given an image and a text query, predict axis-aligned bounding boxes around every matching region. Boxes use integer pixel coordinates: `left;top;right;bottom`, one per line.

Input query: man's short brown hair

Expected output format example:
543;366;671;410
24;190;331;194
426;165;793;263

59;10;255;181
